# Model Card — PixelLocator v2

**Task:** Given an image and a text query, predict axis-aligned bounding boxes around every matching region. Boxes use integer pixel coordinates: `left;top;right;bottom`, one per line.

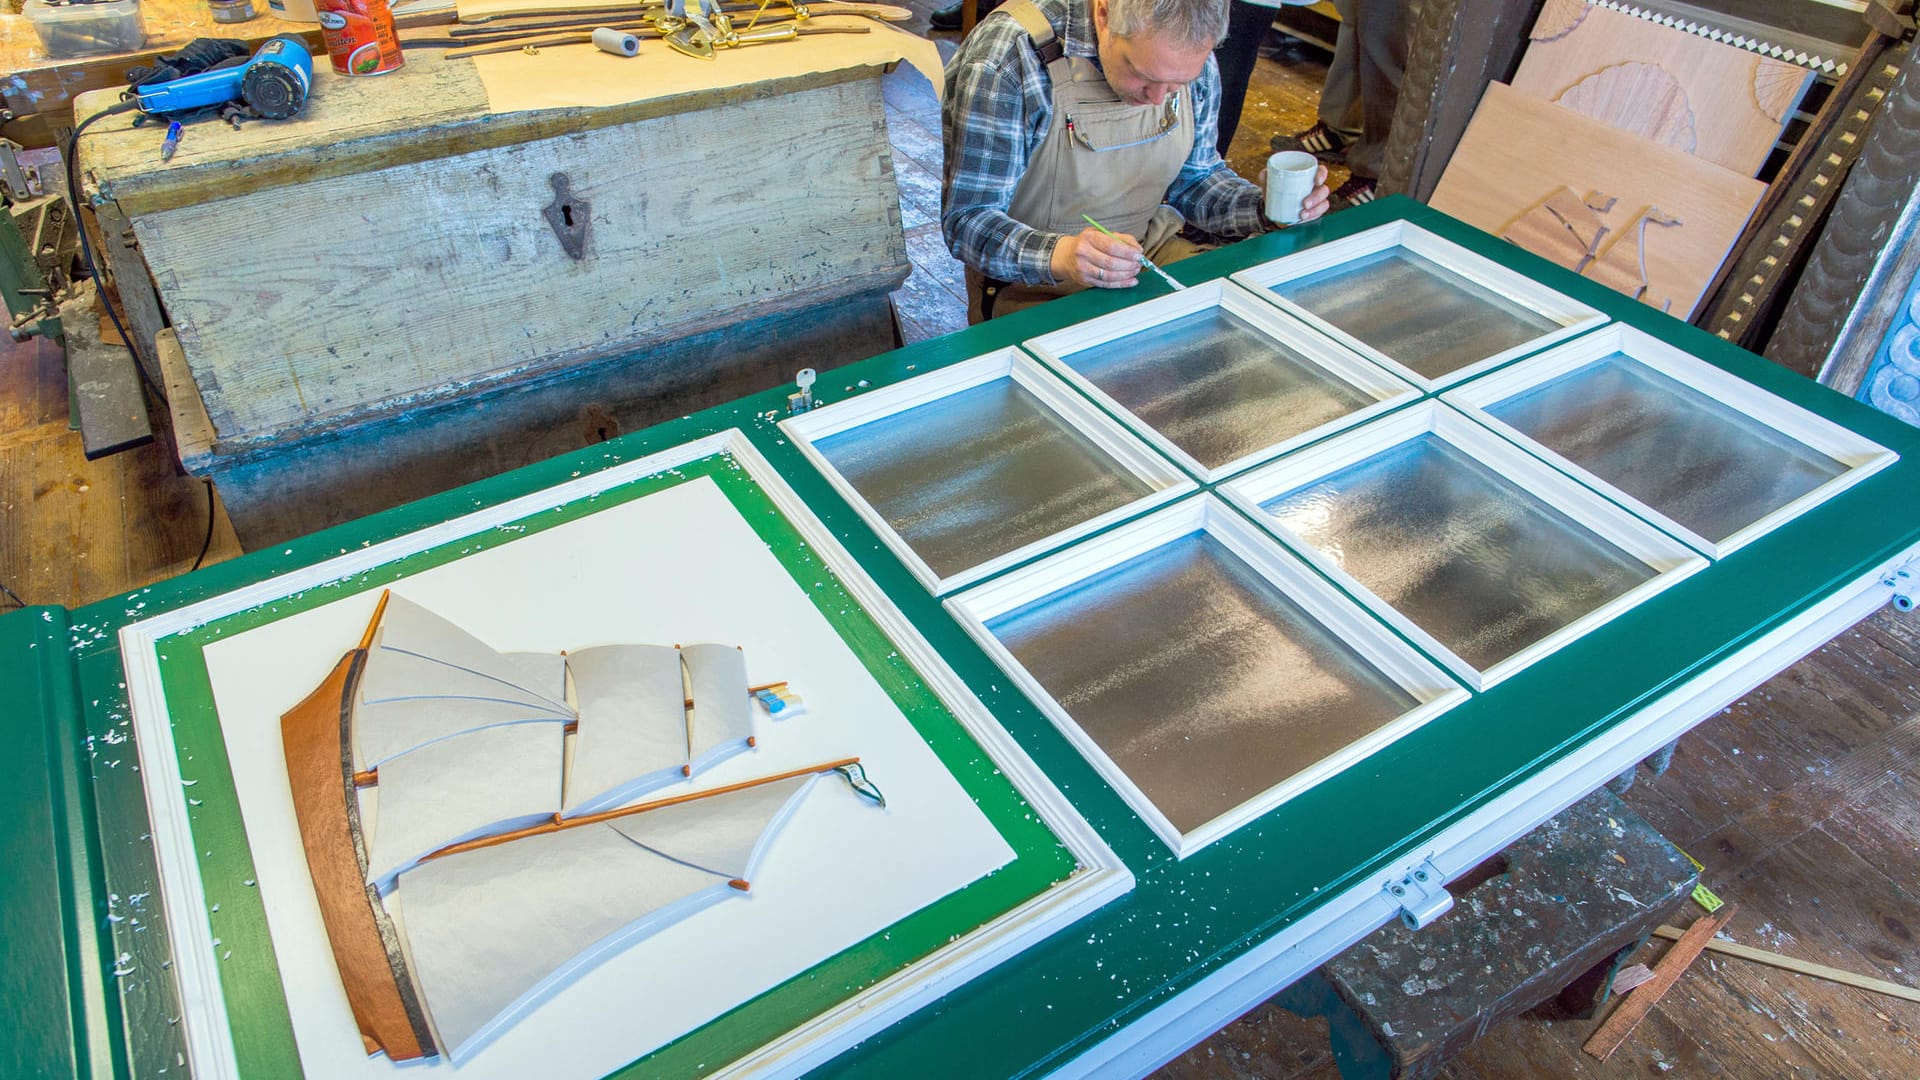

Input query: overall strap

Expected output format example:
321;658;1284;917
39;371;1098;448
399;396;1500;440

1000;0;1065;64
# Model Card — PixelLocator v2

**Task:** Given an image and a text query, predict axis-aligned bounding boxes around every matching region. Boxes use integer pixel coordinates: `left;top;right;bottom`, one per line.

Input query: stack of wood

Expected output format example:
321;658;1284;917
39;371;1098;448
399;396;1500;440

1427;0;1815;321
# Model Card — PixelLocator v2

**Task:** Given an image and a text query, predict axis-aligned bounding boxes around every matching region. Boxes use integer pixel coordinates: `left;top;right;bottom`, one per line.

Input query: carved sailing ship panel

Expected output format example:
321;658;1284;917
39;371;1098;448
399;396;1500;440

283;591;877;1063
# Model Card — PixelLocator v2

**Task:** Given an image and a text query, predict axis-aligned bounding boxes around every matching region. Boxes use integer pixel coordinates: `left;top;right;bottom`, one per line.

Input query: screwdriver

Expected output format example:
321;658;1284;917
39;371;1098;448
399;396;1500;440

1081;213;1186;291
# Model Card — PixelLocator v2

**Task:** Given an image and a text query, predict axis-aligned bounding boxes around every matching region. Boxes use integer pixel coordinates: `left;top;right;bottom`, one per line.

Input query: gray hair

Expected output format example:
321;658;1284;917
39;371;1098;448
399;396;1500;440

1105;0;1230;49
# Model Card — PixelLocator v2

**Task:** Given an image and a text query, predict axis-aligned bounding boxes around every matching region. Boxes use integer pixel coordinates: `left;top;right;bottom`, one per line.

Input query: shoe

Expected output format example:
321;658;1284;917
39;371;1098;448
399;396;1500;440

930;0;1001;31
1332;174;1377;210
1270;121;1351;161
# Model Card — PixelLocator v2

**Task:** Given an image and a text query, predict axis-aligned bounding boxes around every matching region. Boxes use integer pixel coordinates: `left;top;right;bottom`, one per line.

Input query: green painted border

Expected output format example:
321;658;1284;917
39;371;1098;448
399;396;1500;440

47;197;1920;1079
0;606;123;1080
142;452;1077;1077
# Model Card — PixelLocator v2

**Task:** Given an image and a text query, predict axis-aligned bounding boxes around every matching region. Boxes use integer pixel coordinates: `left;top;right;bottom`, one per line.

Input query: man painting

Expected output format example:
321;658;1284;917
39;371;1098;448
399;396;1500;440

942;0;1332;322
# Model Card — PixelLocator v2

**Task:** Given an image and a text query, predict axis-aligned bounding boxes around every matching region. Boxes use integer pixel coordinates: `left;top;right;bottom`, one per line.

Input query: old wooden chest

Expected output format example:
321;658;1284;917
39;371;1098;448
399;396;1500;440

74;54;910;451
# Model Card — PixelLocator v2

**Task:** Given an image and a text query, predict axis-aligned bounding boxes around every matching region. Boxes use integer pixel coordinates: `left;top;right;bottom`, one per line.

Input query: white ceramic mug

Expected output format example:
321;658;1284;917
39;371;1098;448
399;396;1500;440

1265;150;1319;225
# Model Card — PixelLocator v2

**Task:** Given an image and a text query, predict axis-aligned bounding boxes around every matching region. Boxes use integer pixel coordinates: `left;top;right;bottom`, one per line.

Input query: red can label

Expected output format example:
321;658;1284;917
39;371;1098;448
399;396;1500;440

317;0;405;76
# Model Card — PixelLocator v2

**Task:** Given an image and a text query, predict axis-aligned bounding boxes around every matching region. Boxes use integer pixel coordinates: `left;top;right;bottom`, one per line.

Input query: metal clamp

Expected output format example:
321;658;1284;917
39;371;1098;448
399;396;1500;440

1384;858;1452;930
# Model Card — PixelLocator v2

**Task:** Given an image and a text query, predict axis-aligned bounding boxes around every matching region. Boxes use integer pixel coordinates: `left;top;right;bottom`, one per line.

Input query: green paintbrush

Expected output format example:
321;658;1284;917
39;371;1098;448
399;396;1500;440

1081;214;1187;291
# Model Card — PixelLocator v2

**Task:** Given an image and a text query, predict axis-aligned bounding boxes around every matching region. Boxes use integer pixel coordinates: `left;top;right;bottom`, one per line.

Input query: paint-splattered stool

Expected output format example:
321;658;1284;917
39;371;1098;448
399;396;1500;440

1275;786;1699;1079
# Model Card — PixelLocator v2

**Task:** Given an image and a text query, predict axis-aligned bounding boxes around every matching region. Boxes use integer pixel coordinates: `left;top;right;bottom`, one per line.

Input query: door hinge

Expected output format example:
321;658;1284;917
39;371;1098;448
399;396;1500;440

1385;858;1453;930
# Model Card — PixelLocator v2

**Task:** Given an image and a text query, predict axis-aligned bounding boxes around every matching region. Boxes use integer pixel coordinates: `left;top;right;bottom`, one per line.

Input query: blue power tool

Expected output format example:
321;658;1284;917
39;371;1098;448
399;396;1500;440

134;35;315;120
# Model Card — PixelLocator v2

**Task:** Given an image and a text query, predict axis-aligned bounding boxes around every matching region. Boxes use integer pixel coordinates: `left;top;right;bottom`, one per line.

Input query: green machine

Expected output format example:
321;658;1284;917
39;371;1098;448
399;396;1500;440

4;199;1918;1079
1;183;76;342
2;131;153;457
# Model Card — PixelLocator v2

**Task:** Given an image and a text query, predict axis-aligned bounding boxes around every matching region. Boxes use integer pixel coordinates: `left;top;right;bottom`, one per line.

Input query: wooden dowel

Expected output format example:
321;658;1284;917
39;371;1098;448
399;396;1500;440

1651;924;1920;1004
1584;905;1736;1060
357;590;391;652
419;756;859;861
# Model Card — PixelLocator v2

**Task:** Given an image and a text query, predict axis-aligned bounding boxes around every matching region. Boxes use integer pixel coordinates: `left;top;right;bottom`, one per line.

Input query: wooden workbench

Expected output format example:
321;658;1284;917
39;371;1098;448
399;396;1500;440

0;0;316;148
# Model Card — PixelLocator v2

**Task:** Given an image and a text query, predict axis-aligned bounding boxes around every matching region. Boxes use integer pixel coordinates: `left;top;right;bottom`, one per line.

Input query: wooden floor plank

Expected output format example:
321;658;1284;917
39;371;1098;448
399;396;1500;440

902;226;971;308
1621;727;1762;848
1720;711;1920;863
32;333;67;429
891;152;948;233
1735;822;1920;990
0;334;45;435
117;433;241;587
0;441;39;606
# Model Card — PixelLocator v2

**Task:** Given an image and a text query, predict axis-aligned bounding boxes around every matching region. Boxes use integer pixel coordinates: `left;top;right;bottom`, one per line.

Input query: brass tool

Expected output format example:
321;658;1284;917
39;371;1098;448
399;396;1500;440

665;19;866;58
450;0;909;22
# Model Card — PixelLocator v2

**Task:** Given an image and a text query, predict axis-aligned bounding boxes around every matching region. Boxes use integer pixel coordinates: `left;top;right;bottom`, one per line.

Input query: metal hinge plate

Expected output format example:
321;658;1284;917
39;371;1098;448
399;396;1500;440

1385;858;1453;930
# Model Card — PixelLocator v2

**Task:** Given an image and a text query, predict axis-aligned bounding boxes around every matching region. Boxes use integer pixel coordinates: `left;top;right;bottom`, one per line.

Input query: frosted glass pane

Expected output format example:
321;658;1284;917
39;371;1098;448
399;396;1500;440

1486;353;1847;543
815;378;1153;578
1262;434;1653;671
1273;249;1560;379
1063;308;1379;470
987;533;1416;835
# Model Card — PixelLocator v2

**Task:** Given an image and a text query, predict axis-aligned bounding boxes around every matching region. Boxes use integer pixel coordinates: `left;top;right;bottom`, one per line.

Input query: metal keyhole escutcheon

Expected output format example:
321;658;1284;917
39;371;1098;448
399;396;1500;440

543;172;590;260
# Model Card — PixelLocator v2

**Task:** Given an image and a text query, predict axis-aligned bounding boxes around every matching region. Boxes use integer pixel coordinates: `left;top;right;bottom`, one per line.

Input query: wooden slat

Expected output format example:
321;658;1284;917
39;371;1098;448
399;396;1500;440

74;56;880;217
1428;81;1766;319
1583;905;1737;1060
1651;925;1920;1003
1510;2;1814;176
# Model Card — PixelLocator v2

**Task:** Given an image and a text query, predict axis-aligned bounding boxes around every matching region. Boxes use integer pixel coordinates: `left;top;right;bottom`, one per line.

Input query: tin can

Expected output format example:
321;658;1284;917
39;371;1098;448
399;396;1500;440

316;0;404;76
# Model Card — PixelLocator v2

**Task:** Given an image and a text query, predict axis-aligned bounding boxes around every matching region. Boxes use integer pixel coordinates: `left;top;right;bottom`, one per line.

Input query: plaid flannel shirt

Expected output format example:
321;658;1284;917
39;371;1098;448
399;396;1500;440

940;0;1267;286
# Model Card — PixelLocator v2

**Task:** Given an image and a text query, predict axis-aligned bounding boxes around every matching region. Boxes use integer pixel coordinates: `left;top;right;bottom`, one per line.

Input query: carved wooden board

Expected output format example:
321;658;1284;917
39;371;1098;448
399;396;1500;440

1430;82;1766;319
1511;1;1815;176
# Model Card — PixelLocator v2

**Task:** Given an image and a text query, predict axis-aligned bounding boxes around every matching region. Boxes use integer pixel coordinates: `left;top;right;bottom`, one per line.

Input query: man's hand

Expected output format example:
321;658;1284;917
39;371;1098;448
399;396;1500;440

1257;163;1333;225
1298;164;1332;223
1052;226;1144;289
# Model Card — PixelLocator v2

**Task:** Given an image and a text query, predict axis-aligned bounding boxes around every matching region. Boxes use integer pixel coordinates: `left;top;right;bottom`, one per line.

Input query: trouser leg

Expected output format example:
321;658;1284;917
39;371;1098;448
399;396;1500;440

1214;0;1274;156
1342;0;1407;179
1316;0;1363;137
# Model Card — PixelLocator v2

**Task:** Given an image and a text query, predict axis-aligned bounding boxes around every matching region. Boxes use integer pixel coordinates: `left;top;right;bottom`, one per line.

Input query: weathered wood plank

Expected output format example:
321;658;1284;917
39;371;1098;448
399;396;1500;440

125;76;906;443
75;54;884;217
1715;709;1920;861
0;426;124;605
199;288;896;546
90;200;168;382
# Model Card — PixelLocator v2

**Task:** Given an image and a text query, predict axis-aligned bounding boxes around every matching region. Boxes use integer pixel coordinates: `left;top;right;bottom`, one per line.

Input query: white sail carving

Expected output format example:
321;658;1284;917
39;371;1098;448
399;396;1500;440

281;591;875;1067
561;644;691;815
394;775;818;1062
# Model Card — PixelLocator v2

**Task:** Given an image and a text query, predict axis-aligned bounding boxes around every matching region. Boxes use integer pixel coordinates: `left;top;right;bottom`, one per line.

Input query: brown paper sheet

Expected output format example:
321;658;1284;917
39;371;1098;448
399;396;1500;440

470;17;942;114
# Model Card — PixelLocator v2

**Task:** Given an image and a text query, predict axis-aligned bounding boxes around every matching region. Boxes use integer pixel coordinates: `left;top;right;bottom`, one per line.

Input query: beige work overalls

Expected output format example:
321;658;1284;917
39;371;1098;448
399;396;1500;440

966;0;1208;323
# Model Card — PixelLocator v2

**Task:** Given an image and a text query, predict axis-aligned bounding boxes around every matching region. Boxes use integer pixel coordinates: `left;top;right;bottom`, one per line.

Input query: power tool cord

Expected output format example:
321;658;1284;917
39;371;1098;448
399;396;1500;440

0;580;25;609
68;101;169;406
189;477;216;572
